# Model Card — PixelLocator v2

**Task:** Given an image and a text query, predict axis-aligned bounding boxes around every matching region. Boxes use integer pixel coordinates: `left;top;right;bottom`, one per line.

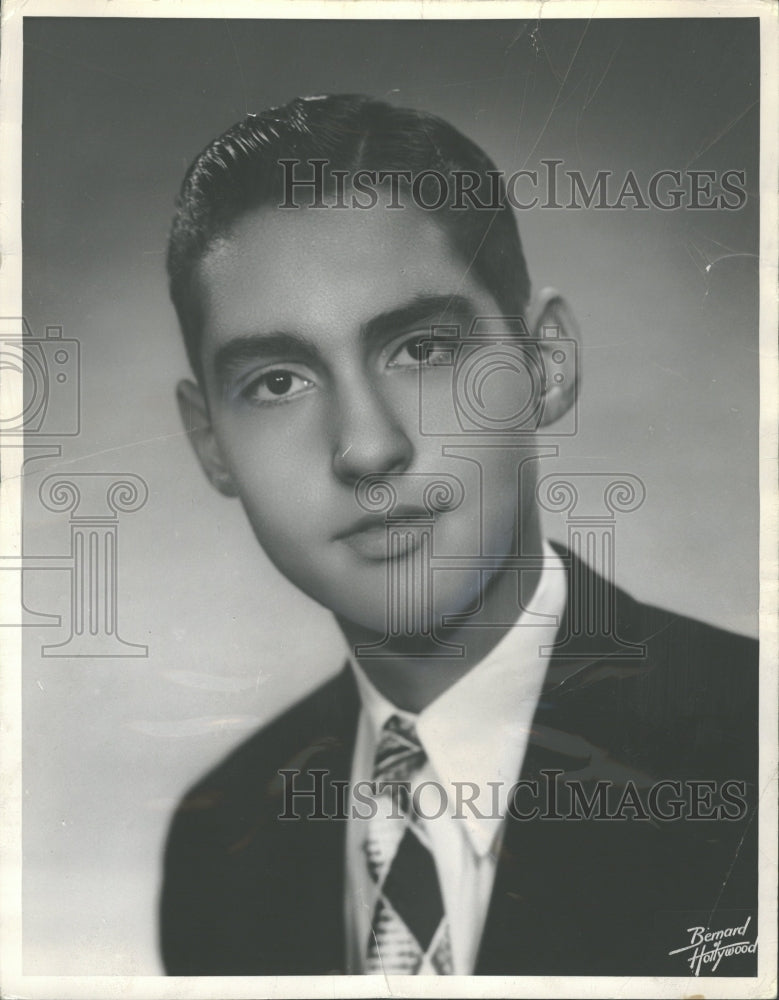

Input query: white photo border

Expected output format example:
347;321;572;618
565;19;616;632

1;2;776;998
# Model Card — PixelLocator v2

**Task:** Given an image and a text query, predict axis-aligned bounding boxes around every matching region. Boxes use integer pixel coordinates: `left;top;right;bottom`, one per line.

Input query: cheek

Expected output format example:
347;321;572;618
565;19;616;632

233;461;324;543
234;470;329;594
215;407;332;513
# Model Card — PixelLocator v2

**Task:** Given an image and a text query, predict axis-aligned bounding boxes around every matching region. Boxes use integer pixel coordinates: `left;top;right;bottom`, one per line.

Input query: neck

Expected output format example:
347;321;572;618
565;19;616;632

337;522;545;714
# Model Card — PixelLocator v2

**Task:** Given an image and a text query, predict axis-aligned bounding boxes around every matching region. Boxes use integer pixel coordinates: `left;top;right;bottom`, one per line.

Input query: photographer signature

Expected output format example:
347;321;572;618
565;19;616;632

668;916;757;975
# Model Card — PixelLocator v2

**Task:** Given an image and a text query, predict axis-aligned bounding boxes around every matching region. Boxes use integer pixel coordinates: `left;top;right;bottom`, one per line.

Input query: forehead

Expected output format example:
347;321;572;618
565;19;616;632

194;205;498;356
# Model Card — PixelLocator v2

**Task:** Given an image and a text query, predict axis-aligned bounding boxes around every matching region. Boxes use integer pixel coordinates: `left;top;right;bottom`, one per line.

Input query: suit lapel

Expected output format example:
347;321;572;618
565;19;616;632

474;547;657;973
260;667;360;973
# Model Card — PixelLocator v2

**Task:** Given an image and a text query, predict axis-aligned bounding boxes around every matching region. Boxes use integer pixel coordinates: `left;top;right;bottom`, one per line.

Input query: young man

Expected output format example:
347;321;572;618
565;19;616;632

160;95;758;977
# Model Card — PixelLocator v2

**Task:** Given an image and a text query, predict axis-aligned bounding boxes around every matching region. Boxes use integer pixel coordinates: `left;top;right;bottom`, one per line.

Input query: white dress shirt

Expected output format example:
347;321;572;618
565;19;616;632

344;541;567;974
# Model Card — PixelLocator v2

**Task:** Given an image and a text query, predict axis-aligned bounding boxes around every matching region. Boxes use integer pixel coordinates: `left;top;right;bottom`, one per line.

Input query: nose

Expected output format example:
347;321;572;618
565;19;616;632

331;377;414;484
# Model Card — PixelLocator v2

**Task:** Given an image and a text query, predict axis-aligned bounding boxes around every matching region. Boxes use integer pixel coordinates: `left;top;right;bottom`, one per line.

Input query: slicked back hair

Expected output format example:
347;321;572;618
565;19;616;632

167;94;531;383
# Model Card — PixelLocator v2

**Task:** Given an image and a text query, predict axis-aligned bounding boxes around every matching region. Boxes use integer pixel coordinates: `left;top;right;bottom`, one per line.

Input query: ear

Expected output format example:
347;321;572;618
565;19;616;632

176;379;238;497
529;287;580;428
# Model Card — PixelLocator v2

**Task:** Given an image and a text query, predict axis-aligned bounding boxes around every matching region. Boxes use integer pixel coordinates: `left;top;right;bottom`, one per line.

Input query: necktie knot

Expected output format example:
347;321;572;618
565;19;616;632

372;714;426;783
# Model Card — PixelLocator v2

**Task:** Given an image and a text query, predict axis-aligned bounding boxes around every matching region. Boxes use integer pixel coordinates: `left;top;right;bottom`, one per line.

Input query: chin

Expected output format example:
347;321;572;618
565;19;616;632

327;580;482;643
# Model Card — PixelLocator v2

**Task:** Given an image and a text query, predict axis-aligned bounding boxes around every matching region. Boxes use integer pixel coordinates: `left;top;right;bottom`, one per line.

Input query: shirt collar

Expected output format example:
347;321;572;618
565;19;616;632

347;540;567;858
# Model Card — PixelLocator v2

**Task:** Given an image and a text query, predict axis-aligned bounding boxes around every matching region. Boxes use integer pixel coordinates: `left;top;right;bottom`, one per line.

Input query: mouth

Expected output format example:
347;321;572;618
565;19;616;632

334;509;437;562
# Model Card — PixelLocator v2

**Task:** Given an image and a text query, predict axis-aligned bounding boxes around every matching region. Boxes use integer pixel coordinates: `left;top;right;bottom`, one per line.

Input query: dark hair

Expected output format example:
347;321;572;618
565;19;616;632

167;94;531;382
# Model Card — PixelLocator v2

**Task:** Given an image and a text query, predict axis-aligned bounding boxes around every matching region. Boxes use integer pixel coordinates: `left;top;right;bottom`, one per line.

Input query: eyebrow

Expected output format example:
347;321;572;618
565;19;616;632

363;293;475;345
212;293;476;384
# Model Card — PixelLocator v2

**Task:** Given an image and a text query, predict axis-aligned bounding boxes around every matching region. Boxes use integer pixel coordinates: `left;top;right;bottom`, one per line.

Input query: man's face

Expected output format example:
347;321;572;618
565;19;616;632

190;204;542;635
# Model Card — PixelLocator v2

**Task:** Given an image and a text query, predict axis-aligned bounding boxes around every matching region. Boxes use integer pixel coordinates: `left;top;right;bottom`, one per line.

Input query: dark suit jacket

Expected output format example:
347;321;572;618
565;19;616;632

159;552;758;976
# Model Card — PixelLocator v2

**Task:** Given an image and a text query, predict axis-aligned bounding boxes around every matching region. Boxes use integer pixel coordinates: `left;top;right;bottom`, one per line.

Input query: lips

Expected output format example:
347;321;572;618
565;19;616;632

334;508;436;561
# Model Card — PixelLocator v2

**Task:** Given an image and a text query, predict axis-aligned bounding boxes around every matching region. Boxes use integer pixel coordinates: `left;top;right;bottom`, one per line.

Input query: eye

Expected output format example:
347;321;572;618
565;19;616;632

241;369;315;405
386;332;455;369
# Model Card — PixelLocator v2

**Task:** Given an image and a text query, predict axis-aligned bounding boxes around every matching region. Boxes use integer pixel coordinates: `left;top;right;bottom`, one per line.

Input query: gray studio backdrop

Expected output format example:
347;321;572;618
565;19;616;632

20;17;758;974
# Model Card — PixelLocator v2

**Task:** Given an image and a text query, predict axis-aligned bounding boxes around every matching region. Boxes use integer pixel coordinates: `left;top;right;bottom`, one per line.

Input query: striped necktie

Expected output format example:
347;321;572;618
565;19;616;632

363;714;453;974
